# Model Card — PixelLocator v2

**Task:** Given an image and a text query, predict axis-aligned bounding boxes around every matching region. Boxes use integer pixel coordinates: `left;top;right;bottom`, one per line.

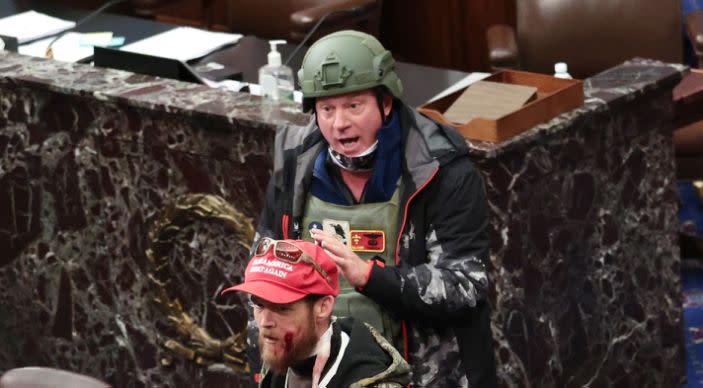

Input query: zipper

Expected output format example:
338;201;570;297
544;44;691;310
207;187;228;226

395;166;439;264
395;166;439;361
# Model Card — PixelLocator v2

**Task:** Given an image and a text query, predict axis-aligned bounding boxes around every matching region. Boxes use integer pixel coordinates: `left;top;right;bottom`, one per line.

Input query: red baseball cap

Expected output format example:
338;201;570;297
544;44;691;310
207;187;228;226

221;239;339;304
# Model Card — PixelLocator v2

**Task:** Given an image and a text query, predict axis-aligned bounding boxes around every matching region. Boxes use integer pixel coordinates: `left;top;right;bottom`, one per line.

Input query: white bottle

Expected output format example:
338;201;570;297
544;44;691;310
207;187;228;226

553;62;572;79
259;40;294;102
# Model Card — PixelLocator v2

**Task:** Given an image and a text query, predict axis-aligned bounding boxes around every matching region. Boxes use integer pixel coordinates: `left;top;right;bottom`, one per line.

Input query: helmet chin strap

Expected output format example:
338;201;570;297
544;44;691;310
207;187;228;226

328;141;378;172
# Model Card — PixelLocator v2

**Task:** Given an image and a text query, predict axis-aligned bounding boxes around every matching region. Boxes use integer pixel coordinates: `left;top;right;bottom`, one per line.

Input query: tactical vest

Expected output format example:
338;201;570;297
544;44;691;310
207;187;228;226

302;180;404;354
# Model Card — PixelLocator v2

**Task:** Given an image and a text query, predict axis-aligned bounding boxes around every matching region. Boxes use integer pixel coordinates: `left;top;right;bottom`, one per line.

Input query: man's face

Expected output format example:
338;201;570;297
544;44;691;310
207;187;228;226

252;295;319;374
315;90;392;157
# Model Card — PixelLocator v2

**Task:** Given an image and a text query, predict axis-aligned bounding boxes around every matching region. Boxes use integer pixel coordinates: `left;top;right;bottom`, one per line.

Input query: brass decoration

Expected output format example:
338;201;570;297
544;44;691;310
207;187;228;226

146;193;255;373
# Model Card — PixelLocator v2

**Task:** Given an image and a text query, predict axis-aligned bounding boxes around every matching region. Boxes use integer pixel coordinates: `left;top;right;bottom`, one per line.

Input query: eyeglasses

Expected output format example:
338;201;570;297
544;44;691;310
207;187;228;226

253;238;334;287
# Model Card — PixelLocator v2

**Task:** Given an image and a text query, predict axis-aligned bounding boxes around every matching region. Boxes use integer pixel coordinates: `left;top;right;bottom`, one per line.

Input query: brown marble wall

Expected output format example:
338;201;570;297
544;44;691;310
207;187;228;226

467;60;686;386
0;52;687;387
0;52;306;387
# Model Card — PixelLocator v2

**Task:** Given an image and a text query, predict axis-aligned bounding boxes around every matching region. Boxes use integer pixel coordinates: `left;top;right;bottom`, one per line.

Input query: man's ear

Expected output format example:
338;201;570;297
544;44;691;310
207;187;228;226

382;92;393;118
315;295;335;320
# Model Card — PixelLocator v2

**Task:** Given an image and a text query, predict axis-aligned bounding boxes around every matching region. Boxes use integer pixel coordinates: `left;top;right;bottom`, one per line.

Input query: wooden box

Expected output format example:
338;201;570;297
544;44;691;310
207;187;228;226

417;69;584;142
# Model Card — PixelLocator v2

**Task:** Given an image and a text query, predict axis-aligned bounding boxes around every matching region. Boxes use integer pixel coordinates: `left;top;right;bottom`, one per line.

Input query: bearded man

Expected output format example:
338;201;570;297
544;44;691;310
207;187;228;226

222;238;410;387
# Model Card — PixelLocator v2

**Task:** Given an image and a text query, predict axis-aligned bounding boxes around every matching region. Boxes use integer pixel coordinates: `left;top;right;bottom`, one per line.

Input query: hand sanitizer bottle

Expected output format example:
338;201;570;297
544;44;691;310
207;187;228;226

554;62;572;79
259;40;294;102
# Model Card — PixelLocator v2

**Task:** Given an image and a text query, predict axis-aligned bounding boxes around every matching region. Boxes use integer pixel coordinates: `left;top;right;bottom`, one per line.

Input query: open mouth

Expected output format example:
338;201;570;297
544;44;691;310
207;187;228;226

339;137;359;148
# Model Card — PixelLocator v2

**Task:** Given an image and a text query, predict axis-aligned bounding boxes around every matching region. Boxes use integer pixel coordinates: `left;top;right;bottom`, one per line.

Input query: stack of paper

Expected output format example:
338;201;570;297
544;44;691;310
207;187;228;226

0;10;75;43
120;27;242;62
19;32;93;63
443;80;538;124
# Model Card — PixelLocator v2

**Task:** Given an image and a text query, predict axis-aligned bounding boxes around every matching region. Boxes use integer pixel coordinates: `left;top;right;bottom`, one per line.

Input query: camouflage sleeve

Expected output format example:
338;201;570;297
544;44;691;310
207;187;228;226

363;157;490;323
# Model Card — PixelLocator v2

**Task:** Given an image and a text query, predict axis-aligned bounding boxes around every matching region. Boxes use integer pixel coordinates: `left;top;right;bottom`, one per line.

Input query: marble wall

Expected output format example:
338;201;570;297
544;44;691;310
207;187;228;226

0;52;306;387
0;52;687;387
468;60;686;386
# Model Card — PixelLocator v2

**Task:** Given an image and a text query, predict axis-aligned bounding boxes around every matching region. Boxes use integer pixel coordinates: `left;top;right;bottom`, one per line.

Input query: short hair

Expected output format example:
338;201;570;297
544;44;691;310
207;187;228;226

303;294;326;305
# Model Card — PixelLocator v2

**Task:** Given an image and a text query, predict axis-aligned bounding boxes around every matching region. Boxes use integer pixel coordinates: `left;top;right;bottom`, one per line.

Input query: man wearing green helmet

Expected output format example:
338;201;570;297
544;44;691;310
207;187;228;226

254;30;496;387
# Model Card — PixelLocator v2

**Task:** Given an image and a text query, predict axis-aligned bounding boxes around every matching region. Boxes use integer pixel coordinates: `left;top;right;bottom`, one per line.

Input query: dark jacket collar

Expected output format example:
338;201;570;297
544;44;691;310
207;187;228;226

258;317;411;388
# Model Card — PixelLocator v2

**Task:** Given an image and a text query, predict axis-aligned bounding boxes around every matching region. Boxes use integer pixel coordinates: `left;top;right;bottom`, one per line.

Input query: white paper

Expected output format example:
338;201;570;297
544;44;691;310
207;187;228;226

426;72;492;103
19;32;93;63
0;10;75;44
120;27;242;61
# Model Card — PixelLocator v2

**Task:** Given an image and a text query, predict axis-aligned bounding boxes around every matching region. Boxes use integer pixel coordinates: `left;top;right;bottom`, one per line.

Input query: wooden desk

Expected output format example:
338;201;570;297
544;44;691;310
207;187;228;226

0;0;471;107
197;35;472;107
0;0;176;45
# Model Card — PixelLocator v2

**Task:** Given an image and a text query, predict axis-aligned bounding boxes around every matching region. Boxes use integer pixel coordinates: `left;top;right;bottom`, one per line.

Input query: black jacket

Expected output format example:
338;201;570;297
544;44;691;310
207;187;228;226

256;101;497;387
259;317;411;388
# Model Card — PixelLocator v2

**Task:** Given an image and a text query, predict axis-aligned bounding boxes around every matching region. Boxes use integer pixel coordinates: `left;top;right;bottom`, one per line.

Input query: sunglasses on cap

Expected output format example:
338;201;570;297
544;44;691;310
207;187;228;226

253;237;334;287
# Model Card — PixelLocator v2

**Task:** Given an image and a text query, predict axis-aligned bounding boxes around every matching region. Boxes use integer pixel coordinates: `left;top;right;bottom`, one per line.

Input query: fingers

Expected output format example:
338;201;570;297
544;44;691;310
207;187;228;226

310;228;330;242
311;231;357;263
310;229;340;251
311;229;350;262
310;229;370;287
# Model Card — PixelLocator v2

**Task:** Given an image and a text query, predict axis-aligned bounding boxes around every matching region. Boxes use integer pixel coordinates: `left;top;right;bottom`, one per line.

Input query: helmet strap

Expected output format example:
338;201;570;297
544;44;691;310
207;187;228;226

373;86;390;124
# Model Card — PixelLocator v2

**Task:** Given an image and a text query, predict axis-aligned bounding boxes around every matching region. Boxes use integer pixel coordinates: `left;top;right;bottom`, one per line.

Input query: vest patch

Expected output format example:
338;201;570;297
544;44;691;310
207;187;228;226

308;221;323;231
322;219;350;246
350;230;386;253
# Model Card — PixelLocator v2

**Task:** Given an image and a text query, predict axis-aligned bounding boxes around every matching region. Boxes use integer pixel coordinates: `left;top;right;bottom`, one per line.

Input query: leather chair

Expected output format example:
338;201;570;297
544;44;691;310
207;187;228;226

225;0;383;43
688;9;703;68
485;0;700;79
0;367;109;388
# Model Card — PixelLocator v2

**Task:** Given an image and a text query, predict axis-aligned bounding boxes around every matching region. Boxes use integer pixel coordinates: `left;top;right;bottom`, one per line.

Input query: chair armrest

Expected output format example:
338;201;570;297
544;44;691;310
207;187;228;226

486;24;519;70
687;10;703;68
290;0;379;36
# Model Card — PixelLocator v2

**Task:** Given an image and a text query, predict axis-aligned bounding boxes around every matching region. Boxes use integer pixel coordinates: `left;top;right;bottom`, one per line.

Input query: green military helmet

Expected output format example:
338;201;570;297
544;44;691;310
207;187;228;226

298;30;403;111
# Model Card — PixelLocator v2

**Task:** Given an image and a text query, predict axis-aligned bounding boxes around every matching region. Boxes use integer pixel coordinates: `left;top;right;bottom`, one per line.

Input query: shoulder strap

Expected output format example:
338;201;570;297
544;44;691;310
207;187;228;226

318;330;350;388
